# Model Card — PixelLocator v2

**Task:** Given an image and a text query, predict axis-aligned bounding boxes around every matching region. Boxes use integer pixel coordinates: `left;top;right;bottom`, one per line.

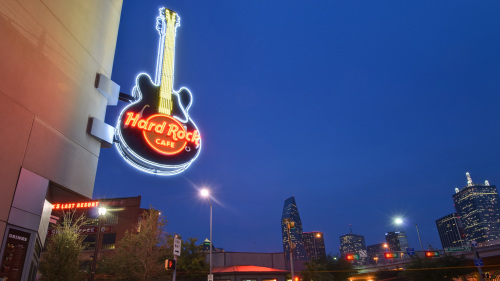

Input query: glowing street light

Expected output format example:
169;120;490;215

200;188;213;278
394;217;403;225
98;207;107;216
90;206;107;281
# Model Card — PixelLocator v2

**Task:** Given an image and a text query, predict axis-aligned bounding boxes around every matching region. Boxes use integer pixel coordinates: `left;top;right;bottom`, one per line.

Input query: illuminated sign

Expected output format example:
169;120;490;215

48;226;112;236
115;8;201;175
52;201;100;210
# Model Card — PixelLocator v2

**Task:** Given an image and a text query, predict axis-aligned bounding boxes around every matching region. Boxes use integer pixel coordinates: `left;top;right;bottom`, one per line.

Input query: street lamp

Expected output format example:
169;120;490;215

200;189;213;279
283;218;295;281
90;207;107;281
394;218;423;250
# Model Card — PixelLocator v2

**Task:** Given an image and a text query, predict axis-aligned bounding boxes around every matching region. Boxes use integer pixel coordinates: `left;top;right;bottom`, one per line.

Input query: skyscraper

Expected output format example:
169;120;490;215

339;232;366;265
385;231;409;251
281;196;308;262
303;231;326;261
452;173;500;245
436;213;466;248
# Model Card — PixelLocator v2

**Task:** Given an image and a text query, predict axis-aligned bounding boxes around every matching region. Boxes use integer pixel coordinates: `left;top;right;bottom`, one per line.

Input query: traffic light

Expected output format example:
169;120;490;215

384;252;399;259
346;254;360;260
165;259;176;270
294;276;300;281
425;251;439;257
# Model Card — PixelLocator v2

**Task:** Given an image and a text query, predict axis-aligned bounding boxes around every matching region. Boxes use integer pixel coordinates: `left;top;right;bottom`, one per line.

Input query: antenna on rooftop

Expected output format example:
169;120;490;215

349;224;352;234
466;172;473;187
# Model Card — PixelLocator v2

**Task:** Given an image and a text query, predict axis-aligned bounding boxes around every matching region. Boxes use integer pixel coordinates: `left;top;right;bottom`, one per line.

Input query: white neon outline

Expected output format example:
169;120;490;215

114;8;201;176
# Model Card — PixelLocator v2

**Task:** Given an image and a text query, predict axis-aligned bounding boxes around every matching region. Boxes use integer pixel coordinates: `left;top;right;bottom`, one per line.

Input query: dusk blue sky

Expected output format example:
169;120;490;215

93;1;500;255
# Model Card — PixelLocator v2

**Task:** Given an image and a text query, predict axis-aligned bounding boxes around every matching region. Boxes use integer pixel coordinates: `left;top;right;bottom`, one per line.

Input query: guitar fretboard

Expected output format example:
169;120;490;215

158;9;178;115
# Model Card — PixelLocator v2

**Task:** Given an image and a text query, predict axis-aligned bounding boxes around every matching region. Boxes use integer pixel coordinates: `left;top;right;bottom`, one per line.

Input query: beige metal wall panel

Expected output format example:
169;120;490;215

0;93;34;222
38;200;53;246
0;0;121;159
23;118;98;199
8;208;41;232
41;0;122;76
11;168;49;217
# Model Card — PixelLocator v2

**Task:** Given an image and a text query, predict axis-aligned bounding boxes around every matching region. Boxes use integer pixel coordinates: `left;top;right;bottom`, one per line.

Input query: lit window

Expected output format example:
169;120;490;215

101;233;116;250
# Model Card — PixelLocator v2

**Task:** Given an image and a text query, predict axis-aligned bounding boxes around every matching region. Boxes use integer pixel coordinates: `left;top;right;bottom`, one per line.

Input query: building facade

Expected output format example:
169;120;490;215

281;196;308;264
339;233;366;265
436;213;466;249
0;1;122;280
48;196;146;265
366;243;386;265
385;231;409;252
303;231;326;261
452;173;500;246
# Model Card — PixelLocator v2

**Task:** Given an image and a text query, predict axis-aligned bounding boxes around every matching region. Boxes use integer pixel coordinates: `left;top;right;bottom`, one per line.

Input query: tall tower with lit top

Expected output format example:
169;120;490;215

452;172;500;246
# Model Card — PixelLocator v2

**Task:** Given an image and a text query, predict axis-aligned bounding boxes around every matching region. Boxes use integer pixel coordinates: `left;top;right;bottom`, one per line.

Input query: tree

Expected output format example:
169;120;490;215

38;211;88;281
101;208;169;281
301;254;356;281
401;254;474;281
302;259;327;281
172;237;209;281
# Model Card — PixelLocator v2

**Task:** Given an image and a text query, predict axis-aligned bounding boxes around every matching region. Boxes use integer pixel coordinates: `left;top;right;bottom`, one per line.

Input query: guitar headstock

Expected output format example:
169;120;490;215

156;8;180;36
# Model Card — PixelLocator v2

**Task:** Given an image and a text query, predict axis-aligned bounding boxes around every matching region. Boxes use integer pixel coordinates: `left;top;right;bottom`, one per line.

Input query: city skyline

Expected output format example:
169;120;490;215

93;0;500;255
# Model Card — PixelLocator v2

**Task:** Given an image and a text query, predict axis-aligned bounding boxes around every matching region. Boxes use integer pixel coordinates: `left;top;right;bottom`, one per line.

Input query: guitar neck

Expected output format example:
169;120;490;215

158;9;178;115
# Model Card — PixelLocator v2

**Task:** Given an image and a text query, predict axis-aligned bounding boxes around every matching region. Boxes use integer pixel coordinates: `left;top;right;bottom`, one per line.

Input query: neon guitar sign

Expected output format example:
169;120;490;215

115;8;201;175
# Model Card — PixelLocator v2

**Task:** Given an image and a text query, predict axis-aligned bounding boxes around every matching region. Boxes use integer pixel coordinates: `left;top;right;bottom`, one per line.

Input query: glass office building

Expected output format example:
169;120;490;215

281;196;308;262
303;231;326;261
340;233;367;265
436;213;466;248
452;173;500;245
385;231;409;252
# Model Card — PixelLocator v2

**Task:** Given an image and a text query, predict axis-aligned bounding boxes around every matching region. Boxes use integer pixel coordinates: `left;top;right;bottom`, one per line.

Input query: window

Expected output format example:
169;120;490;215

82;234;96;250
101;233;116;250
104;213;119;225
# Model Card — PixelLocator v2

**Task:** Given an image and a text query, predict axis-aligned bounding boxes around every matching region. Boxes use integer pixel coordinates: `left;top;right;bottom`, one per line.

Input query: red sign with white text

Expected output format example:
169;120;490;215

124;112;200;155
52;201;100;210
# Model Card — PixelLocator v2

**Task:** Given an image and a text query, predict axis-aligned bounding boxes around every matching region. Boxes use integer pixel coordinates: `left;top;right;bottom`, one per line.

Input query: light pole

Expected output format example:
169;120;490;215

283;218;295;281
201;189;213;279
90;207;106;281
394;217;423;250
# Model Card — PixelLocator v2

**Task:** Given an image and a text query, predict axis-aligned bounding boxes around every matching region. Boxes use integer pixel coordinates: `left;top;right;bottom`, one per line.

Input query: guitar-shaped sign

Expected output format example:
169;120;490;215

115;8;201;175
